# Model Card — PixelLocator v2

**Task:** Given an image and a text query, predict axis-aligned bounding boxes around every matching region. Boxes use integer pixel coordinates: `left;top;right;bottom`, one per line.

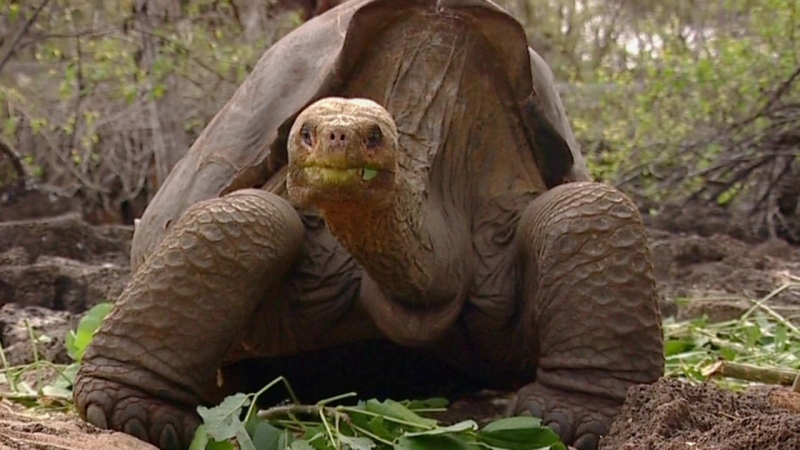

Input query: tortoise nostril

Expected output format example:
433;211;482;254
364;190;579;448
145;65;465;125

327;131;349;144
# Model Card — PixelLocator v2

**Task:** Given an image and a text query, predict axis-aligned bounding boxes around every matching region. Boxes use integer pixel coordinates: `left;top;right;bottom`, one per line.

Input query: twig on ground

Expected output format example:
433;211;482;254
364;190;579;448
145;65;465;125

703;360;799;386
257;404;338;420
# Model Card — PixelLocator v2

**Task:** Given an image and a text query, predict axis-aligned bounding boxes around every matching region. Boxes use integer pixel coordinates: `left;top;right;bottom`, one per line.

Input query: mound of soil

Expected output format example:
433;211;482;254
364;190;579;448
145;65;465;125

0;399;157;450
648;229;800;321
0;212;132;367
0;195;142;449
601;378;800;449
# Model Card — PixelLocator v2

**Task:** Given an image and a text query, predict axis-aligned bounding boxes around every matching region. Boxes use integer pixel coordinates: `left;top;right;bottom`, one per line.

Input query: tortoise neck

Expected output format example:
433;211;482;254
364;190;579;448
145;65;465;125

317;168;472;346
318;172;434;299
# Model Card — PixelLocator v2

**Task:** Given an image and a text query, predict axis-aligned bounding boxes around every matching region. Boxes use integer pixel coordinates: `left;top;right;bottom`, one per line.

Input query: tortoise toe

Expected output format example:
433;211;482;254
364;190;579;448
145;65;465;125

74;375;199;450
510;382;620;450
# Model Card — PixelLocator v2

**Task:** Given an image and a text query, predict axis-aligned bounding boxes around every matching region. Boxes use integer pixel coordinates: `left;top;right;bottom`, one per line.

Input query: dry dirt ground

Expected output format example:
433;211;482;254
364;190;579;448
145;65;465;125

1;187;800;449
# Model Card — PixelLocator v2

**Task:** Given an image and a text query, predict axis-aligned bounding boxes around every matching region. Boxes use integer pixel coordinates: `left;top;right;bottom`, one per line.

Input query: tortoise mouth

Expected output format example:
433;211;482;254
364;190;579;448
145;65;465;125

288;162;395;208
300;164;387;186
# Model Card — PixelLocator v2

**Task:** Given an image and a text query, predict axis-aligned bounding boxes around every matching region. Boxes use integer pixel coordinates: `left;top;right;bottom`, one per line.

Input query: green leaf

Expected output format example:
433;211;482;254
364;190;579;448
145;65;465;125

775;325;788;351
152;83;167;100
40;383;73;399
46;362;79;392
246;417;285;450
288;440;316;450
743;325;762;347
719;347;737;361
235;426;257;450
477;416;564;450
189;425;235;450
65;303;113;362
207;440;236;450
364;399;437;429
394;435;473;450
362;415;395;441
665;339;694;356
196;393;250;442
300;425;328;447
340;435;376;450
481;416;543;433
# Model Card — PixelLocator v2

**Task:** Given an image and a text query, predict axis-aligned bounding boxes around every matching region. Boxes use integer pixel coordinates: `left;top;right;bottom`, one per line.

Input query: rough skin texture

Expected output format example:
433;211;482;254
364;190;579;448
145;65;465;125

510;182;663;450
73;2;664;450
74;190;305;448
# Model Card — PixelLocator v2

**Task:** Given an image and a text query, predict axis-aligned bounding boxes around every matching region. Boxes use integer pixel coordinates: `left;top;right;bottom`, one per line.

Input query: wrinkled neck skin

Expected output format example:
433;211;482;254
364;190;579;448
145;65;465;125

317;169;433;299
314;162;469;345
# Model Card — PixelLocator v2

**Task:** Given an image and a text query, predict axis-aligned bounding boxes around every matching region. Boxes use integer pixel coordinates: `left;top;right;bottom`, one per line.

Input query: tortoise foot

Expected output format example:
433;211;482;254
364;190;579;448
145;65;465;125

74;375;200;450
510;382;621;450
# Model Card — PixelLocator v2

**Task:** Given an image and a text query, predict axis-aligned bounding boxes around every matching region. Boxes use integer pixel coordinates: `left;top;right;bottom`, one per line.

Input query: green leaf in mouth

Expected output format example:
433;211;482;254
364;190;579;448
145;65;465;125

361;168;379;181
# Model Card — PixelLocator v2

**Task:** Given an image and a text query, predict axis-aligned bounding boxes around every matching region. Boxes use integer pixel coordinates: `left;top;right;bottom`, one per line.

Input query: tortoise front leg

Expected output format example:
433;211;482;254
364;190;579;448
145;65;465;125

73;189;305;450
510;182;664;450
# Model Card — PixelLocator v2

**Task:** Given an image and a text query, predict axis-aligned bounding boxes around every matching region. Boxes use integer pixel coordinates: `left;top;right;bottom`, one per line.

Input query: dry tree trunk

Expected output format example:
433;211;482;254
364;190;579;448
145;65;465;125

133;0;188;188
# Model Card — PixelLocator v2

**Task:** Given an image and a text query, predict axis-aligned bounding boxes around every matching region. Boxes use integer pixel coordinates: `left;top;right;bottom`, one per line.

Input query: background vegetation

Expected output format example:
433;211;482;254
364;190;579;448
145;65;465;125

0;0;798;238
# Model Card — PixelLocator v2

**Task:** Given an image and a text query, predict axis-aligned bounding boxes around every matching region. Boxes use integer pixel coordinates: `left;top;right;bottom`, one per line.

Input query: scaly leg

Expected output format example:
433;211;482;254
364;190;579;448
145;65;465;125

510;182;664;450
73;189;305;450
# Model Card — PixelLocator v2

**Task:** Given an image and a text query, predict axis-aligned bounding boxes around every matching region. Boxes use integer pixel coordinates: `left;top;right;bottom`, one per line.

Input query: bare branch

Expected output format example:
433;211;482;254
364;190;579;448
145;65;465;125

0;0;52;75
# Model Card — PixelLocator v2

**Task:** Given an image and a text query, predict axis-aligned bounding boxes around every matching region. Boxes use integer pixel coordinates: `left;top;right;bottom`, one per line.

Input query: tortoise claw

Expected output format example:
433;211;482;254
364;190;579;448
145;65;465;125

74;375;199;450
510;382;620;450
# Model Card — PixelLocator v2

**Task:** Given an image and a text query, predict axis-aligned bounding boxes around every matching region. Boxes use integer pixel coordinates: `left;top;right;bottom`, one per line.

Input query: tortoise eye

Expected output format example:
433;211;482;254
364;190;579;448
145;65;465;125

366;126;382;149
300;124;313;146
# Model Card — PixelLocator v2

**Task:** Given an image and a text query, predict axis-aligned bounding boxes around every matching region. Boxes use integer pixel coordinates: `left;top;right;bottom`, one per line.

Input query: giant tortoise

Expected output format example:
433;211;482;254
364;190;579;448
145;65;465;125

73;1;665;449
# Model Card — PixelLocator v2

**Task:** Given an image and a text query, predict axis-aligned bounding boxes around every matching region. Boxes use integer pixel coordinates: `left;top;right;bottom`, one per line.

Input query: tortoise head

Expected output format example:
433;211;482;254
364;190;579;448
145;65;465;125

287;97;399;209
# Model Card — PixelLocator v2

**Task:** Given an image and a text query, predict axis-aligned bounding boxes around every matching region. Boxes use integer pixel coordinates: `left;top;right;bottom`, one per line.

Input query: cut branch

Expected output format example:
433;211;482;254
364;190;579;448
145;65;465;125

703;360;799;387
